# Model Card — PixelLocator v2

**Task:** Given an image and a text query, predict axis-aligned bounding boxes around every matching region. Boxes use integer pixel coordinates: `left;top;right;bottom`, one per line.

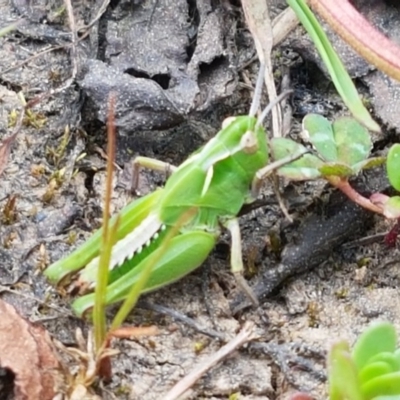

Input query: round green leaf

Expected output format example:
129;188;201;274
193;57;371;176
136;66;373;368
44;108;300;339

352;321;397;372
361;372;400;399
333;117;372;167
387;144;400;191
368;352;400;374
302;114;337;162
271;137;322;180
359;361;394;386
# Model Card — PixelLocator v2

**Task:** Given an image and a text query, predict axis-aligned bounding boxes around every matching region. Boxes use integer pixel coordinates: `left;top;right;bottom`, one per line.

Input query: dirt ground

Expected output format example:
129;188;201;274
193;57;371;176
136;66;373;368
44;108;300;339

1;0;400;399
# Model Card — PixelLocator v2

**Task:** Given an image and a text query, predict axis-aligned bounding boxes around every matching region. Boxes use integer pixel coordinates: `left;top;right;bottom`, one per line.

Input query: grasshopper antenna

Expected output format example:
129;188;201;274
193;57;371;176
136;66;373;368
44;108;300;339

256;90;293;129
249;63;265;117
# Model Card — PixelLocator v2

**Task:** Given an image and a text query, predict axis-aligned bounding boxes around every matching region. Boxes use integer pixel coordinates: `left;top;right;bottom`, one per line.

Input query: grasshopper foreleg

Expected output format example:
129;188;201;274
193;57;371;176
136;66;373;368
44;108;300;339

225;218;259;307
131;156;177;194
251;148;309;198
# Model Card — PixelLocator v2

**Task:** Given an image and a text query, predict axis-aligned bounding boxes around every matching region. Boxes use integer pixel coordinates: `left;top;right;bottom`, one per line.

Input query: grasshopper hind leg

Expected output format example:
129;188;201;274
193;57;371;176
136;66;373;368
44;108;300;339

225;218;259;307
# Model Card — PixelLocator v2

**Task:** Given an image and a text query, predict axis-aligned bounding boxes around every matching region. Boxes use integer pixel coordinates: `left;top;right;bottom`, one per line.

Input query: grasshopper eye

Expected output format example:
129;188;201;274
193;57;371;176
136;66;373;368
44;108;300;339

222;116;236;129
240;130;258;154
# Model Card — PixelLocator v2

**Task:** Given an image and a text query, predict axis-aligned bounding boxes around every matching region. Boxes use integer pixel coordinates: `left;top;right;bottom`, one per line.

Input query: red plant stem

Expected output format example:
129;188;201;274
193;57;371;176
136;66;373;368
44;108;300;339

385;219;400;247
326;176;384;215
308;0;400;81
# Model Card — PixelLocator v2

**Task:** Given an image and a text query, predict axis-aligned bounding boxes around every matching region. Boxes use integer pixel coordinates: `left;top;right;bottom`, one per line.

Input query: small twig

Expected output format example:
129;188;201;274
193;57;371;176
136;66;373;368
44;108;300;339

0;98;27;175
137;300;227;341
94;146;123;171
242;0;282;137
272;6;299;47
147;0;160;30
1;45;66;75
78;0;111;35
342;232;387;249
10;101;25;136
22;0;79;109
163;321;257;400
238;7;299;73
64;0;78;77
250;342;326;391
272;174;292;222
0;285;75;318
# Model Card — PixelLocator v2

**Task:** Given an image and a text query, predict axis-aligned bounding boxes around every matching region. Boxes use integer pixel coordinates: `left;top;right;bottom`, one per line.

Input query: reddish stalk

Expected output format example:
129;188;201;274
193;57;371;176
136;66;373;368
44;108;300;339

308;0;400;82
326;176;383;215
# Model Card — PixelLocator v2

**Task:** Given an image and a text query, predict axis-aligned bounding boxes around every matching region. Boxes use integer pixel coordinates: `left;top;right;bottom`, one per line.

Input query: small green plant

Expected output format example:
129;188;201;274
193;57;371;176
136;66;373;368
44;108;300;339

271;113;385;215
386;144;400;192
290;321;400;400
369;144;400;220
329;321;400;400
287;0;400;246
367;144;400;246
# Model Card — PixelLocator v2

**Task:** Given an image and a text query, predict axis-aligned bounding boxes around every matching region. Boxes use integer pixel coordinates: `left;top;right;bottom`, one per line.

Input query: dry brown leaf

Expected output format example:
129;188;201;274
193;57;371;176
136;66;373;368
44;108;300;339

0;299;62;400
241;0;282;136
0;133;17;177
109;325;158;339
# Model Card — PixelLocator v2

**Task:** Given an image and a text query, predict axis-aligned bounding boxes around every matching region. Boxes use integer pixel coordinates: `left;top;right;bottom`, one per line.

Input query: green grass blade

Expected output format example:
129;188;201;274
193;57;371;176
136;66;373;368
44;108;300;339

93;95;117;351
287;0;380;133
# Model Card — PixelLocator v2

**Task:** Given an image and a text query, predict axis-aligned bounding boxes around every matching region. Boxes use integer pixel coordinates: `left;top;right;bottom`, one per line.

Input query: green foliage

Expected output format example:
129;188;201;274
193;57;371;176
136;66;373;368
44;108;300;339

270;137;322;180
271;114;381;181
368;144;400;218
387;144;400;191
329;321;400;400
303;114;373;175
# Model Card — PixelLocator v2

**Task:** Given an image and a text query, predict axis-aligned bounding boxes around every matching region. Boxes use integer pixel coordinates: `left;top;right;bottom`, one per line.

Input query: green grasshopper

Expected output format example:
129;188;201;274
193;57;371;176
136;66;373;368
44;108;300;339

45;69;303;317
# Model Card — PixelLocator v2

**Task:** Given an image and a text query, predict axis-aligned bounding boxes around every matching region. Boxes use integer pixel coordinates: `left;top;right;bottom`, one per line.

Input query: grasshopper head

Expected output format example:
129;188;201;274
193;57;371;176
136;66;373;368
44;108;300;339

218;115;269;177
223;116;259;154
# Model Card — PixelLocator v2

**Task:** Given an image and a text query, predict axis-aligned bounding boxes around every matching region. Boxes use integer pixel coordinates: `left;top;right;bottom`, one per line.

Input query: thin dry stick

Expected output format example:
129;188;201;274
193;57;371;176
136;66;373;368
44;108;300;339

137;301;227;341
1;0;109;75
24;0;79;109
163;322;257;400
78;0;111;34
238;7;299;73
0;286;74;317
272;6;299;47
64;0;78;78
4;0;111;72
1;44;67;75
242;0;282;137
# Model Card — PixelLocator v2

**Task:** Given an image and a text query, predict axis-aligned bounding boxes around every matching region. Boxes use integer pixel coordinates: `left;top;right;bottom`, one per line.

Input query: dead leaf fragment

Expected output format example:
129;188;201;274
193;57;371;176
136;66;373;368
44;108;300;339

0;133;17;177
0;299;62;400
